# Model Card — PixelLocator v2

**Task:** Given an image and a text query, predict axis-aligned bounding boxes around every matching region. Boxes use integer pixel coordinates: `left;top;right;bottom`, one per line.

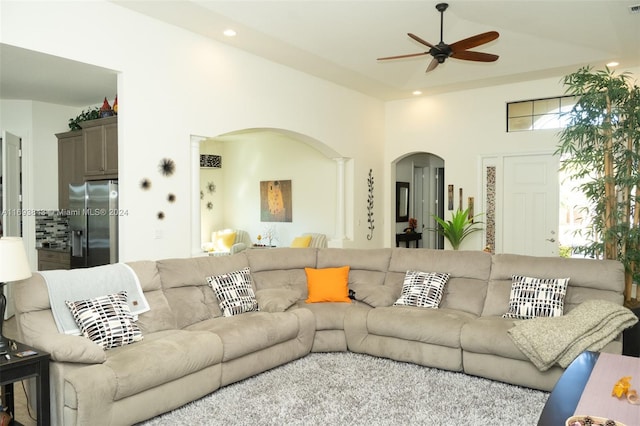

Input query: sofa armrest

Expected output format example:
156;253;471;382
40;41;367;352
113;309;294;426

17;311;105;364
33;333;106;364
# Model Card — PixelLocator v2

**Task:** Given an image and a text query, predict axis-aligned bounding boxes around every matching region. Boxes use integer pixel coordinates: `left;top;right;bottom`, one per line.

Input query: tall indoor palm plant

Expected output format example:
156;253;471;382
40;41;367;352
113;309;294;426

555;66;640;304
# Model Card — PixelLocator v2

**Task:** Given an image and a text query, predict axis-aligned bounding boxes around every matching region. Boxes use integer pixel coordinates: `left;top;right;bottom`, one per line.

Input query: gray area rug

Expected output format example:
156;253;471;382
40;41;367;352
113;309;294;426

141;352;549;425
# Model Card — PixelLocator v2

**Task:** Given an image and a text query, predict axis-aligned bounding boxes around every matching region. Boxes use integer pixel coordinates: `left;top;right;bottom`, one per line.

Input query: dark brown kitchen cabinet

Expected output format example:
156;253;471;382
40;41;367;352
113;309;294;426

80;116;118;179
56;130;84;210
37;248;70;270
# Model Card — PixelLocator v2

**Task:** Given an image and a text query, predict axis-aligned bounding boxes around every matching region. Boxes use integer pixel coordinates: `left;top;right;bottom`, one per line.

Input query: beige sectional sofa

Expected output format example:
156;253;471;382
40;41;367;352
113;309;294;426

13;247;627;425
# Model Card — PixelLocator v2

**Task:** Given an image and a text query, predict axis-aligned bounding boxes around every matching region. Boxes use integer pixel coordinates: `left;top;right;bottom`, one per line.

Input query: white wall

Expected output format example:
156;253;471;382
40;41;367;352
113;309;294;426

1;0;385;262
199;139;225;243
384;65;640;250
0;99;80;267
198;132;337;248
4;1;637;260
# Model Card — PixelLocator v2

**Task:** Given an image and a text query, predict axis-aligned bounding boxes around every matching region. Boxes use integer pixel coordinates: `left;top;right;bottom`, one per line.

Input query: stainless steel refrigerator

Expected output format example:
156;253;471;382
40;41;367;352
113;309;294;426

69;180;118;268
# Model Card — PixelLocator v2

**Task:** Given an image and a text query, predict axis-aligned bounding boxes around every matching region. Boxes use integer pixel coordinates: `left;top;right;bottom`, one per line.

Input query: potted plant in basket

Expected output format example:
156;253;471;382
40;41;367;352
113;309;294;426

429;207;483;250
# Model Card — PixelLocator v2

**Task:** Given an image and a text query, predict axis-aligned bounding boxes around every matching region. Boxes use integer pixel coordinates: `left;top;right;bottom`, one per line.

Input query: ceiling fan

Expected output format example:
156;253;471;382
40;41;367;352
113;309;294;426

378;2;499;73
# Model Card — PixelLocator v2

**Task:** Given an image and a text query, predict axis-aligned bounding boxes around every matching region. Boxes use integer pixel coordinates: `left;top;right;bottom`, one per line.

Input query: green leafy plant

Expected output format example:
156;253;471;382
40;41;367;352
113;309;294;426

68;107;100;130
555;66;640;304
429;207;483;250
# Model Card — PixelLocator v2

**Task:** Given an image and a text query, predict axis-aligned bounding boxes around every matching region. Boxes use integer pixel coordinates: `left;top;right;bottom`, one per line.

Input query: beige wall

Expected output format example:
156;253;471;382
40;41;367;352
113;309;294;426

2;1;638;261
198;131;337;248
1;0;385;262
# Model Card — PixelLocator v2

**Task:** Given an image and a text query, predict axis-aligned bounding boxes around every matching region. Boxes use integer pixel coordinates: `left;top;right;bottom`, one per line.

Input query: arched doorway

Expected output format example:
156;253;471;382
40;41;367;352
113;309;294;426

394;152;445;249
190;128;347;255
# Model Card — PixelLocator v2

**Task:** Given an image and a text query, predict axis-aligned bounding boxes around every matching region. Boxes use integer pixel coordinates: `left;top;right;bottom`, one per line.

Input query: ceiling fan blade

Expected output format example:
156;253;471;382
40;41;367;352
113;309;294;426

426;57;439;73
408;33;436;49
377;52;429;61
449;31;499;53
451;50;499;62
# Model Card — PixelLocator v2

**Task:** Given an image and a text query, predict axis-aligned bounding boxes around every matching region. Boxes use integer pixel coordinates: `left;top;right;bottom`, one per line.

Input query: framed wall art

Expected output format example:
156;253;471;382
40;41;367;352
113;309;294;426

260;180;292;222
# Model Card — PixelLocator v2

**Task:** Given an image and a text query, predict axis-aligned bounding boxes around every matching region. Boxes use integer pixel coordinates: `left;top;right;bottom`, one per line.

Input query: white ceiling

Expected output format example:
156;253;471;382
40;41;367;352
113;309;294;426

111;0;640;100
0;44;118;108
2;0;639;106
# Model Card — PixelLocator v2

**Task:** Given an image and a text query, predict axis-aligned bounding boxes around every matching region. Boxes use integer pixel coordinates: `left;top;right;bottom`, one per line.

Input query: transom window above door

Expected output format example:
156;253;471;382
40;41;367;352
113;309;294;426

507;95;578;132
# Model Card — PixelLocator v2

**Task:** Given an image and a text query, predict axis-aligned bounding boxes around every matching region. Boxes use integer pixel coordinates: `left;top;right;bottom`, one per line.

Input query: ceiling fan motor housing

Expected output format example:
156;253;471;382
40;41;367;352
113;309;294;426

431;42;452;63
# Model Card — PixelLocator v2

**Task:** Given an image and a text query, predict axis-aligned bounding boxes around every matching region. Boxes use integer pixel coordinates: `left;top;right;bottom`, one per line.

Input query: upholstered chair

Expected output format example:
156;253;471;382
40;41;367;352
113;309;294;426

291;233;328;248
203;229;252;255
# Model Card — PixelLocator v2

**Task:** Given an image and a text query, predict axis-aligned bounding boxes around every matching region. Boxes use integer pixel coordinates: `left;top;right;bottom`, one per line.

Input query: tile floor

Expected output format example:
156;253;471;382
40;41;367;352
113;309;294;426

3;316;38;426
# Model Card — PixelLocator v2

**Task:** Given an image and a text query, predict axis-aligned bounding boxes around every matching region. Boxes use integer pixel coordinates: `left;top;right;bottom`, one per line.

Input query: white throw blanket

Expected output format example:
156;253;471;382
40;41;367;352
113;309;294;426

508;299;638;372
42;263;150;335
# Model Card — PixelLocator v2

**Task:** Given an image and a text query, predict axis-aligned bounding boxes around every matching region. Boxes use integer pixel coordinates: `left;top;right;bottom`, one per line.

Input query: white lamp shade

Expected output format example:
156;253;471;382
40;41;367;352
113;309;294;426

0;237;32;282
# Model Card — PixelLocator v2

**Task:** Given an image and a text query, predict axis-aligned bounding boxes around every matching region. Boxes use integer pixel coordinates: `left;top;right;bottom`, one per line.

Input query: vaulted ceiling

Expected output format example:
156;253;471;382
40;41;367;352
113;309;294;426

2;1;639;106
114;0;640;100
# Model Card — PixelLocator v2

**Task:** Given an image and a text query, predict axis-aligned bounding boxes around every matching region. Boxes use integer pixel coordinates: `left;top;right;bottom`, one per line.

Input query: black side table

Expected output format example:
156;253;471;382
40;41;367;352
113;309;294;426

0;341;50;426
623;306;640;357
395;232;422;248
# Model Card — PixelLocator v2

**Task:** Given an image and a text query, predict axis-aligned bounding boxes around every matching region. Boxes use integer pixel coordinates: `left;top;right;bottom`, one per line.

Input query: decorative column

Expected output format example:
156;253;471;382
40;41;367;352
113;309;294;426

334;157;346;241
191;137;204;256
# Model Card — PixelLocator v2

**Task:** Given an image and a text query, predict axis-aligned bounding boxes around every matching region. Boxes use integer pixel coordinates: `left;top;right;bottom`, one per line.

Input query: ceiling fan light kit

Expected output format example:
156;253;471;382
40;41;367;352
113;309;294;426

378;2;500;73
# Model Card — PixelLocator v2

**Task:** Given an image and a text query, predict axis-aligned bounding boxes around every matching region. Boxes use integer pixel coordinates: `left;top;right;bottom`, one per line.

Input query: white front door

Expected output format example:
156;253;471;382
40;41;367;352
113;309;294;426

502;153;559;256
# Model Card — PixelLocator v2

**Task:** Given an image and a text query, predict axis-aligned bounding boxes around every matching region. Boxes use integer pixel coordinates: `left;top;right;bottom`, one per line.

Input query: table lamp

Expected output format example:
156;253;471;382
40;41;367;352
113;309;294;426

0;236;32;351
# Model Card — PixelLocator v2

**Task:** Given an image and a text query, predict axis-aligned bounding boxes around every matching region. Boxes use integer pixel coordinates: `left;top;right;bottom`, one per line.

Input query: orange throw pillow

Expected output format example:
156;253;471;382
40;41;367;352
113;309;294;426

304;266;351;303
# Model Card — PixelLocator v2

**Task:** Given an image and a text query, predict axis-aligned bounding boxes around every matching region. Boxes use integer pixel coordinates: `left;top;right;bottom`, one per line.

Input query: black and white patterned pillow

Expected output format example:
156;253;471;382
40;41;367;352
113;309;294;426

502;275;570;320
65;291;143;350
393;271;450;308
207;267;259;317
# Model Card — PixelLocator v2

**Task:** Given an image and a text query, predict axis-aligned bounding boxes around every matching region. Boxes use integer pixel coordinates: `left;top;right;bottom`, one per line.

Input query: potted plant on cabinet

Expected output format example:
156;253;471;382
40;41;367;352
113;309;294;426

555;66;640;305
429;207;483;250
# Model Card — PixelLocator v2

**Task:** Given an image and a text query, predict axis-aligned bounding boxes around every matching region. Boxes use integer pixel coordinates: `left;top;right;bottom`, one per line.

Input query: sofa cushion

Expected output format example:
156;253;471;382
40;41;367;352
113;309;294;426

483;254;624;317
186;311;303;361
502;275;569;319
255;288;302;312
65;291;143;350
317;248;391;306
365;306;476;348
207;267;259;316
103;329;223;400
157;255;250;327
349;284;398;307
305;266;351;303
247;248;317;298
393;271;449;308
293;300;354;330
387;248;491;316
460;316;529;361
127;261;177;333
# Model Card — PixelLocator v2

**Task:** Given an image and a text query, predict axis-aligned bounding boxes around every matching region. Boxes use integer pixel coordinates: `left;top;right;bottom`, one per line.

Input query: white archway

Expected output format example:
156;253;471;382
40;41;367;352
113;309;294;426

190;128;349;256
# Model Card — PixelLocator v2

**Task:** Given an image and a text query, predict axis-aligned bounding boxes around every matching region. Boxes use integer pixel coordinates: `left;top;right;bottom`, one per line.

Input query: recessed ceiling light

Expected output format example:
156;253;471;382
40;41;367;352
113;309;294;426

223;29;237;37
412;90;422;96
607;61;619;67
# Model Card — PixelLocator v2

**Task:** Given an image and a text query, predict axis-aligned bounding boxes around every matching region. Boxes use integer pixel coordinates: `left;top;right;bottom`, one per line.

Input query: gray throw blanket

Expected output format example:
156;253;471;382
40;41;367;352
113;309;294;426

508;299;638;371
